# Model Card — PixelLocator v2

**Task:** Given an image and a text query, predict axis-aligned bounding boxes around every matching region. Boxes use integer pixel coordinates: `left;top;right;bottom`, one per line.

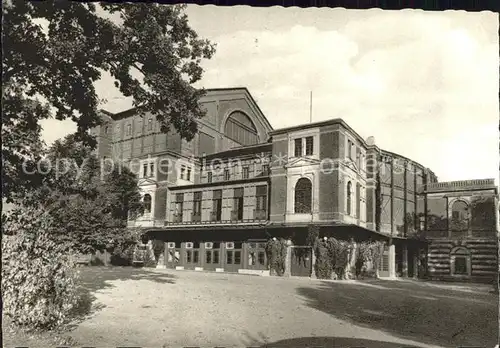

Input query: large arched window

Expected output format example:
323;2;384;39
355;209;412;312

450;247;471;276
294;178;312;214
224;111;259;146
450;200;469;231
346;181;352;215
143;194;152;214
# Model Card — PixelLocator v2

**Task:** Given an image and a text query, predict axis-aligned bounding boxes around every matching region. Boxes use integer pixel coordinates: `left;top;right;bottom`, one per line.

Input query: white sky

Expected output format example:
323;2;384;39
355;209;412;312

40;6;499;183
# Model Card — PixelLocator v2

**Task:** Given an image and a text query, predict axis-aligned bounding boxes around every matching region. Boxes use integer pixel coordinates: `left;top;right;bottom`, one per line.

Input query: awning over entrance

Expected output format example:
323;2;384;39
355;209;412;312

142;221;426;246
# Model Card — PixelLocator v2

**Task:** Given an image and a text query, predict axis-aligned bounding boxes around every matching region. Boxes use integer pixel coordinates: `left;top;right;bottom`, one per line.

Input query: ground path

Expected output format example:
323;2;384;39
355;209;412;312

59;267;497;347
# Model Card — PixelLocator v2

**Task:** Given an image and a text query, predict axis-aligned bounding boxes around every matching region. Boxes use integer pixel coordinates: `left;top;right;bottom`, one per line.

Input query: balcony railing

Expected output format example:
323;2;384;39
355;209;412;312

425;179;496;192
191;212;201;223
254;209;267;220
127;219;167;228
231;210;243;221
210;211;221;222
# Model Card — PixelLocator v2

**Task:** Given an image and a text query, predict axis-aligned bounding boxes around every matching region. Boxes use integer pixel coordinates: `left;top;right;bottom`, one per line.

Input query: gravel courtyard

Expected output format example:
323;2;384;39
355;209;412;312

41;268;499;347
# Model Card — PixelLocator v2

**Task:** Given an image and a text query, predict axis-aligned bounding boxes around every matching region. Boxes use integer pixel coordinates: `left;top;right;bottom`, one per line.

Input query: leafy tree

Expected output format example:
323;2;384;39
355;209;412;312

2;1;215;202
3;135;145;254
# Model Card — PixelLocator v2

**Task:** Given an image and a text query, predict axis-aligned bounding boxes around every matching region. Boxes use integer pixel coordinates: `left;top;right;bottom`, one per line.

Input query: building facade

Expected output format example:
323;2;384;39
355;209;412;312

92;87;498;282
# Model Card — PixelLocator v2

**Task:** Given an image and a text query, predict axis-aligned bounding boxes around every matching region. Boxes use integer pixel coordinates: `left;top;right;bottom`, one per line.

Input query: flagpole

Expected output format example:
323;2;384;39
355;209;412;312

309;90;312;123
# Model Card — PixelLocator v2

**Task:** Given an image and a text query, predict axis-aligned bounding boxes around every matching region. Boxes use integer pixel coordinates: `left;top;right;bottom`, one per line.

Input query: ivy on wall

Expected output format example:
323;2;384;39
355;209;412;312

311;236;385;280
375;171;382;232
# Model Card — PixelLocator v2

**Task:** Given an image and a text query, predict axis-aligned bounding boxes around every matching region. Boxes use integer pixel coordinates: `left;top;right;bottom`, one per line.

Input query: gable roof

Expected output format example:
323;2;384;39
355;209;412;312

99;87;274;132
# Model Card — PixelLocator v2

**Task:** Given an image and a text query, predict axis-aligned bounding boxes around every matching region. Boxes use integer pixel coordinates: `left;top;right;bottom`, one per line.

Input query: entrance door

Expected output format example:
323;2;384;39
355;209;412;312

291;246;312;277
224;242;242;273
203;242;222;271
247;242;267;270
166;242;181;269
184;242;201;270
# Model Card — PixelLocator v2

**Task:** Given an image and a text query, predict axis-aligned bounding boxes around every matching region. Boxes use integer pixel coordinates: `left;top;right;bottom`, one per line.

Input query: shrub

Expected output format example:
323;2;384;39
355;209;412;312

314;239;333;279
152;239;165;262
312;237;384;280
143;247;157;268
265;238;288;276
2;209;79;329
110;245;135;266
358;241;385;278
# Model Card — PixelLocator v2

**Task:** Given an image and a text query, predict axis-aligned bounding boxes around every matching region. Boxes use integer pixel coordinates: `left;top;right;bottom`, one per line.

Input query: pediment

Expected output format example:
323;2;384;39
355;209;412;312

343;159;359;172
286;156;321;168
137;177;158;187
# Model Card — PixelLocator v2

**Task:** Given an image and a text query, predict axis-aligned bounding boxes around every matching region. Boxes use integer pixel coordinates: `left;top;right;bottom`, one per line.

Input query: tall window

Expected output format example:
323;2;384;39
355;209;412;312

147;118;153;131
149;162;155;177
450;247;470;276
347;139;356;160
207;171;213;183
450;200;469;231
180;165;186;180
192;191;202;222
262;164;269;175
232;188;244;220
294;138;302;157
305;136;314;156
126;124;132;135
294;178;312;214
212;190;222;221
174;193;184;222
224;169;230;181
255;185;267;219
143;163;148;178
346;181;352;215
143;194;152;214
187;168;192;181
242;166;250;179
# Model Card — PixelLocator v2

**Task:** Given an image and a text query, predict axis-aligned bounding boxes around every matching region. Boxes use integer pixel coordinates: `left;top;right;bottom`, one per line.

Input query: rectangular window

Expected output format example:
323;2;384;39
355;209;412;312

175;193;184;209
233;188;244;220
262;164;269;175
255;185;268;220
148;118;153;131
127;124;132;135
224;169;230;181
180;165;186;180
347;140;352;159
212;190;222;221
207;171;212;183
242;166;249;179
305;136;314;156
294;138;302;157
193;191;202;220
174;193;184;222
187;168;192;181
149;162;154;177
143;163;148;178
